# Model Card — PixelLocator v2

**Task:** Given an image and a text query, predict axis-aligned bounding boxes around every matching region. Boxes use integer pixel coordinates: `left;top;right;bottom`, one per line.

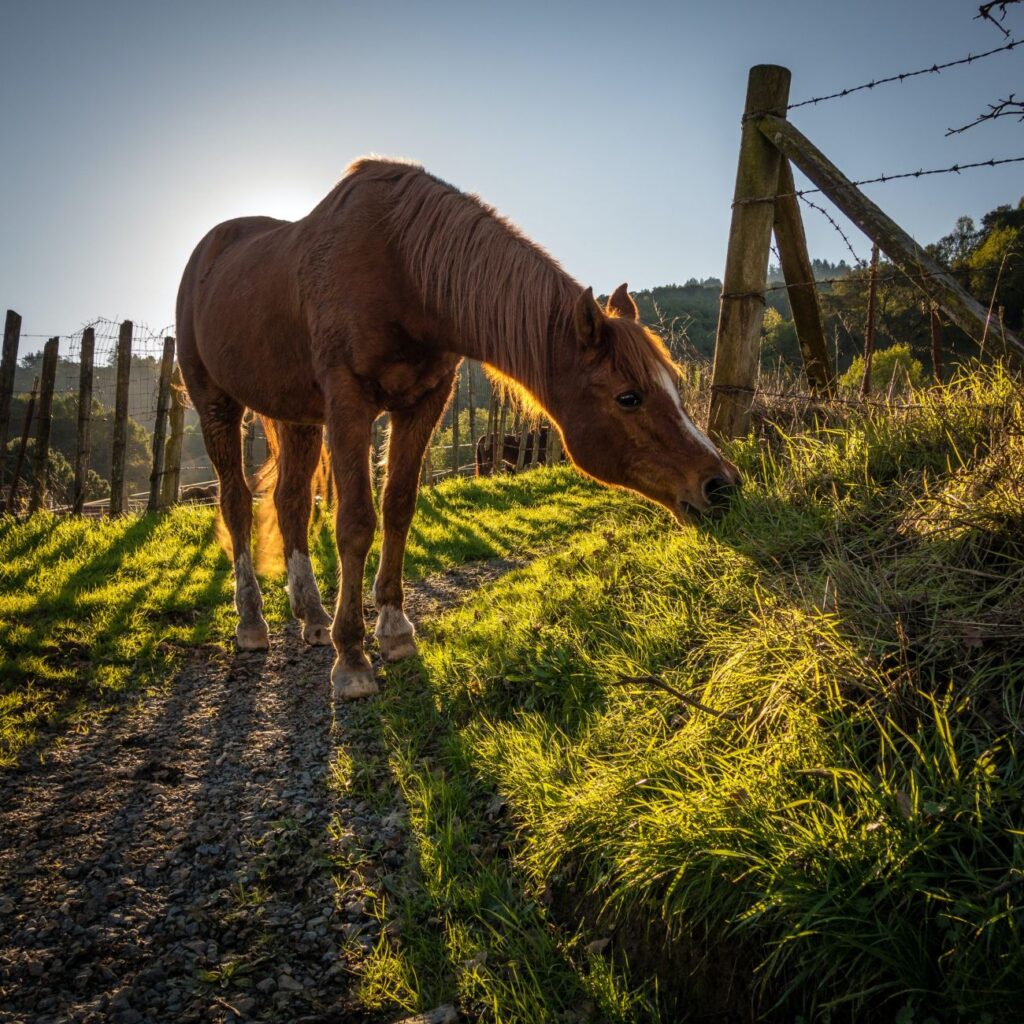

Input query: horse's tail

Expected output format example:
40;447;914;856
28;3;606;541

252;414;284;574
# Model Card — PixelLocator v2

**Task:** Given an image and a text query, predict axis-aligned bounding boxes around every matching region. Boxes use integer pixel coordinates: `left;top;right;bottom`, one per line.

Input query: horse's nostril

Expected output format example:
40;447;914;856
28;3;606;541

702;474;740;507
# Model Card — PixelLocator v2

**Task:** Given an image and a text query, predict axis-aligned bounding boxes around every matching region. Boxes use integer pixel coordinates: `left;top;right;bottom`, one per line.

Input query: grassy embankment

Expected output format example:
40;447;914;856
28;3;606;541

2;363;1022;1021
0;468;616;767
354;365;1024;1022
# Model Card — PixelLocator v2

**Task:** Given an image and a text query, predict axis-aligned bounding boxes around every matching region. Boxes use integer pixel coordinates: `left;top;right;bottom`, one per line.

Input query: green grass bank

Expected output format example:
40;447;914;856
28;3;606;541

2;364;1022;1021
361;365;1024;1022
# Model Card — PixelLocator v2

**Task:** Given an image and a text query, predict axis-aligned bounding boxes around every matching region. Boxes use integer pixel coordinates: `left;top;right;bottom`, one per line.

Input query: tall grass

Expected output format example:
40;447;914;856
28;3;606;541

370;363;1024;1021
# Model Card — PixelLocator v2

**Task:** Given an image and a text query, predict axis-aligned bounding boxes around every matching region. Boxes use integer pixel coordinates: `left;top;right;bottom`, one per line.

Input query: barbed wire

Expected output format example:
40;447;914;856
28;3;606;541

733;154;1024;209
786;37;1022;111
725;258;1014;306
799;195;867;267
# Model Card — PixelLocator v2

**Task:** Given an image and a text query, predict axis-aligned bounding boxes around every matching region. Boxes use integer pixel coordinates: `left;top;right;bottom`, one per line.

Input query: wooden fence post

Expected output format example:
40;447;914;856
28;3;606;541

73;327;95;514
773;158;835;393
0;309;22;481
495;398;508;475
421;446;432;487
531;420;543;468
548;424;562;466
487;391;498;474
109;320;133;515
451;363;461;474
515;415;530;473
28;337;59;514
160;364;185;507
6;376;37;513
709;65;792;439
753;113;1024;364
930;306;944;384
861;244;880;397
148;336;176;511
467;360;476;454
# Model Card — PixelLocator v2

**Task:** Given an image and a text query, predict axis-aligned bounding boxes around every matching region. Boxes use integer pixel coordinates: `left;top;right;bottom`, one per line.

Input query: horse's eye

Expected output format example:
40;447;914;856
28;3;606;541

616;390;643;409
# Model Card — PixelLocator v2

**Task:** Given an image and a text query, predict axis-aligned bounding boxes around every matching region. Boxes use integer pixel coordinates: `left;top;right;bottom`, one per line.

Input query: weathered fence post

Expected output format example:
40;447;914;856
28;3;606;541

860;241;884;397
7;376;38;513
421;445;432;487
752;112;1024;363
709;64;792;439
451;363;461;475
0;309;22;481
467;360;476;456
109;320;133;515
28;337;59;514
515;415;530;473
73;327;95;514
486;391;498;475
160;364;185;507
548;423;562;466
494;398;508;474
773;158;834;393
930;306;944;384
148;336;176;511
531;420;543;468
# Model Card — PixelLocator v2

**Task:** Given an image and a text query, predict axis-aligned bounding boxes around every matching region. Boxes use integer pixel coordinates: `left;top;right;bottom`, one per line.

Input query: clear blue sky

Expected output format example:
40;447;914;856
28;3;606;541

1;0;1021;345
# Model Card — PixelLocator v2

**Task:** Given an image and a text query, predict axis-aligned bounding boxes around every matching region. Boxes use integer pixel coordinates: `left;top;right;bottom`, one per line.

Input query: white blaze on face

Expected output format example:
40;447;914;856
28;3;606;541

656;365;719;458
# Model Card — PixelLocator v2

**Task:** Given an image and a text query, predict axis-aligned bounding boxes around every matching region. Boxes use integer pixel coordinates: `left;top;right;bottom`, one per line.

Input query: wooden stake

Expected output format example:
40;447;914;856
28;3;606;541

109;320;133;515
495;398;508;475
160;364;185;507
451;362;461;474
467;360;476;453
147;336;176;511
73;327;96;514
754;113;1024;364
547;424;562;466
0;309;22;481
709;65;792;439
531;421;543;468
773;158;834;393
861;244;880;398
930;306;944;384
28;337;59;514
6;376;37;514
515;415;529;473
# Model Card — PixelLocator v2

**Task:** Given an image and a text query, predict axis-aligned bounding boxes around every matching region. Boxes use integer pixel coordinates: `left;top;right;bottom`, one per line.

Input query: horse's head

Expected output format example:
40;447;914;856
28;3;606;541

550;284;741;522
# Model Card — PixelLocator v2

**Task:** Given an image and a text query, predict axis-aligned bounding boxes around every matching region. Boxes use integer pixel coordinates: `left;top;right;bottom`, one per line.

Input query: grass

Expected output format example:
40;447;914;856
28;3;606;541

342;363;1024;1022
0;465;614;766
3;364;1023;1020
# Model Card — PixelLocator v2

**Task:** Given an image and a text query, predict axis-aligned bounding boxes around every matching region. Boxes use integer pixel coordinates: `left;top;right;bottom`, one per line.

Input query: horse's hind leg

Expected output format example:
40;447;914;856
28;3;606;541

200;395;269;650
374;371;455;662
324;371;378;700
275;421;332;645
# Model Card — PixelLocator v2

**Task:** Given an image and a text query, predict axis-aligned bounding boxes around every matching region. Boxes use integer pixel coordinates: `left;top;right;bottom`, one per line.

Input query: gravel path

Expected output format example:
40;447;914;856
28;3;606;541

0;558;521;1024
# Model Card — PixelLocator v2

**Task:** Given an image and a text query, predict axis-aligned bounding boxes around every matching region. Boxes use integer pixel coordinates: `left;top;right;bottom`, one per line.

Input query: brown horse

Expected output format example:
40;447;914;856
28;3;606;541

176;158;739;701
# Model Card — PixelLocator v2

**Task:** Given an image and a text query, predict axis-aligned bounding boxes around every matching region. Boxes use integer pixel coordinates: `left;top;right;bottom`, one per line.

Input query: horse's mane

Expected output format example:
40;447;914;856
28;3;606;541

339;157;676;406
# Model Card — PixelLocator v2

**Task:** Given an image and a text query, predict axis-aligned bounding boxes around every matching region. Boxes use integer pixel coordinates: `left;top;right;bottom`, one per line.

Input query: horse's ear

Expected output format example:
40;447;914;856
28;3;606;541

607;282;638;320
574;286;605;347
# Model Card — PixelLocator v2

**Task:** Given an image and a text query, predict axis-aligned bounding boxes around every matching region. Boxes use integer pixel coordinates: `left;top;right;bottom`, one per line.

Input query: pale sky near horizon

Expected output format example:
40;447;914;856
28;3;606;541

1;0;1022;348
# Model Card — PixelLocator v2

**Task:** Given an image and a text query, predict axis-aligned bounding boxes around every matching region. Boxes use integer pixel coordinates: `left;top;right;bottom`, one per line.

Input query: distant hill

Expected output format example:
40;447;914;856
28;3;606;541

623;259;853;360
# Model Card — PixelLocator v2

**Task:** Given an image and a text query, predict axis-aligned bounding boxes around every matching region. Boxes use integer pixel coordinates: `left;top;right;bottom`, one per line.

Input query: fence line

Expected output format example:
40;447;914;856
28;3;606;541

785;37;1021;110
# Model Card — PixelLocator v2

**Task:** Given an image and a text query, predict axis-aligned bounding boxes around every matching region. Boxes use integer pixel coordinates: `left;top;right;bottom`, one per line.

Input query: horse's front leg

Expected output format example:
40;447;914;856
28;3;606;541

325;374;379;701
374;373;456;662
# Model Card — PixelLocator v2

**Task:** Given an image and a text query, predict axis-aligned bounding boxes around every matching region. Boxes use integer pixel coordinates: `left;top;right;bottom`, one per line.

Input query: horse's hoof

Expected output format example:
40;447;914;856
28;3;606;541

235;622;270;651
379;634;418;662
332;665;380;701
374;605;417;662
301;621;332;646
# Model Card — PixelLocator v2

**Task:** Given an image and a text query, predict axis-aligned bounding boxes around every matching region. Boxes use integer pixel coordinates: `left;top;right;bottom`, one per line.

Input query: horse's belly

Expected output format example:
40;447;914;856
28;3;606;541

198;329;325;424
